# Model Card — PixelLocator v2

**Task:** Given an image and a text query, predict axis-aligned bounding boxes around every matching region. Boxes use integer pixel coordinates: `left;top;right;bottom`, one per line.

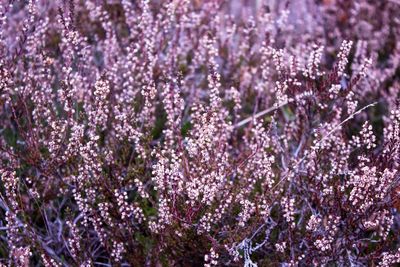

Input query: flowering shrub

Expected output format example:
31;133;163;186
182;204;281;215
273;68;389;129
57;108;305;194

0;0;399;266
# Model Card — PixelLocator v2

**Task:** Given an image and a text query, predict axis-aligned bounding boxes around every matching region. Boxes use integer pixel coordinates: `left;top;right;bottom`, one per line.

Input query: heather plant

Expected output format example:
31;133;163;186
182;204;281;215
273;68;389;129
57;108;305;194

0;0;399;266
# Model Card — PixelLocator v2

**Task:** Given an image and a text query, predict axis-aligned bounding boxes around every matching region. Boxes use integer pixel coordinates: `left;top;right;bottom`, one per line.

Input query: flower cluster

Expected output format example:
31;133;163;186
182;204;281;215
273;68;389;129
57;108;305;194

0;0;399;266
